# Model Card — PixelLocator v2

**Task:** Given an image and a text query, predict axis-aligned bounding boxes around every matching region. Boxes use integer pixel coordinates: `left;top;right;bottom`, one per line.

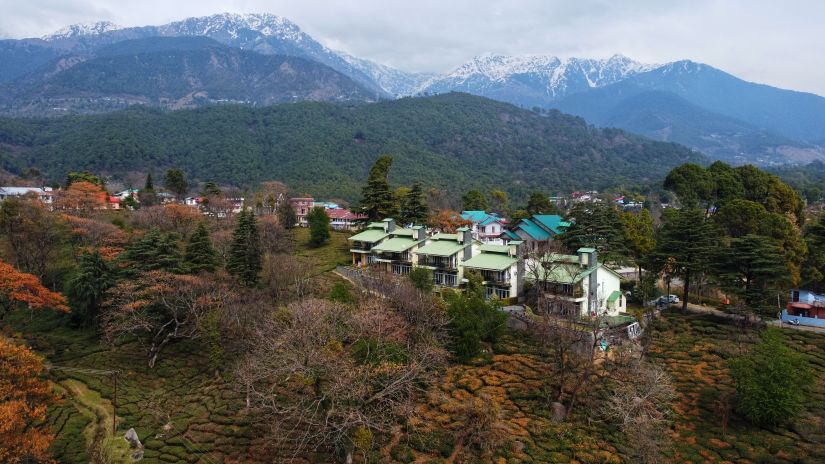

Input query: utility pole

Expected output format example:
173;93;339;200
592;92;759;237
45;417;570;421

45;365;121;437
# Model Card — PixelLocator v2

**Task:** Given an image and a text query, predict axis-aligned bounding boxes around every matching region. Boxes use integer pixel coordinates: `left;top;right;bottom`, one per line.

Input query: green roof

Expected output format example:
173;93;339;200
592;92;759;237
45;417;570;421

463;252;517;271
390;229;415;237
417;240;466;257
607;290;622;303
431;232;458;240
372;237;419;253
368;222;386;229
577;247;596;253
349;228;388;243
479;244;511;254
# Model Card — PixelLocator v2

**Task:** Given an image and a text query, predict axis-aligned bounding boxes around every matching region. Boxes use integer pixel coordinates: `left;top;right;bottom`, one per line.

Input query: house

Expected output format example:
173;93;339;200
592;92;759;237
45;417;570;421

108;196;121;210
289;197;315;227
462;241;525;301
784;289;825;327
327;208;367;231
526;248;625;317
0;186;55;204
415;227;478;288
502;214;570;251
370;225;428;276
460;211;507;244
348;219;393;267
114;188;139;200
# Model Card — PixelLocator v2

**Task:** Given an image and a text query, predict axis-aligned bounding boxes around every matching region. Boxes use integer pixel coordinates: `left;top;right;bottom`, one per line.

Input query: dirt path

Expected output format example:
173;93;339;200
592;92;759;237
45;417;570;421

58;379;132;463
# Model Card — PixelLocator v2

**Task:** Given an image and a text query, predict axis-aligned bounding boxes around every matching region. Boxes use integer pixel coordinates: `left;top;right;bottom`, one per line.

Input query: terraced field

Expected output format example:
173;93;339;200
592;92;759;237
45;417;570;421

6;296;824;462
646;311;825;463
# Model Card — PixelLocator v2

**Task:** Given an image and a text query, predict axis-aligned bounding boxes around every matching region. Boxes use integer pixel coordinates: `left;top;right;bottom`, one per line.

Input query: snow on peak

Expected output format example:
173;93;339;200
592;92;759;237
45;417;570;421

161;13;305;41
42;21;121;40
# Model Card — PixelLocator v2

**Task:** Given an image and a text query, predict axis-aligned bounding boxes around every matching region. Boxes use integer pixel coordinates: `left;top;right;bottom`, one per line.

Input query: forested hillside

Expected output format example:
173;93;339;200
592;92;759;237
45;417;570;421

0;93;704;201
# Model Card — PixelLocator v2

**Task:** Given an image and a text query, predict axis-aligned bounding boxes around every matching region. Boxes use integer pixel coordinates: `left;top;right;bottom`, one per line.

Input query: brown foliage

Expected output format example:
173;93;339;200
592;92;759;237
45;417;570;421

0;259;69;318
102;271;230;367
427;210;472;233
132;204;203;237
237;295;447;458
55;181;107;213
256;215;290;255
0;339;57;464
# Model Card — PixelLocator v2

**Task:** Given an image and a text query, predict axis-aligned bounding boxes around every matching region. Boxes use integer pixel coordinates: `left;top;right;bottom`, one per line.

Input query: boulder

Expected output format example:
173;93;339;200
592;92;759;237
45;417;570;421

124;428;142;448
551;402;567;423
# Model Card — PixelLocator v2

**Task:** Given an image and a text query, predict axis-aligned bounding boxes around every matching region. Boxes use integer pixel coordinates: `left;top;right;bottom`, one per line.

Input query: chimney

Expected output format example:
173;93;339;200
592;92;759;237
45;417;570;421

577;248;598;269
383;218;396;232
414;226;427;241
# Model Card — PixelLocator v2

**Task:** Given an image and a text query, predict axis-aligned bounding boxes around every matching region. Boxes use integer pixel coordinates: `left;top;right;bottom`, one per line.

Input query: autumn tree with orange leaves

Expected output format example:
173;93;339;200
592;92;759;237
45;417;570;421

0;338;58;464
0;259;69;320
428;210;472;233
55;181;107;213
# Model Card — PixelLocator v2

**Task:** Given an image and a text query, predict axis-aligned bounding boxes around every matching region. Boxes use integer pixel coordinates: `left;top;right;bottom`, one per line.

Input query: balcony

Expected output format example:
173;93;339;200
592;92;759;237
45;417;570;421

434;272;459;287
376;252;411;263
392;264;412;276
350;241;376;253
485;286;511;300
418;256;457;269
480;270;510;284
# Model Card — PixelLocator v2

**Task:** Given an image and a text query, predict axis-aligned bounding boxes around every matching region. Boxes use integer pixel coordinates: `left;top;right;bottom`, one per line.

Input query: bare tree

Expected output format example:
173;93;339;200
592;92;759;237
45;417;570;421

237;297;447;462
523;240;574;314
102;271;230;367
601;357;676;463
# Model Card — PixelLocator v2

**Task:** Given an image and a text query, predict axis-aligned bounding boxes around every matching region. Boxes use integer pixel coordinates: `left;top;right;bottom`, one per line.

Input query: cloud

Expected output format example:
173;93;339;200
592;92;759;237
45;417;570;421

0;0;822;95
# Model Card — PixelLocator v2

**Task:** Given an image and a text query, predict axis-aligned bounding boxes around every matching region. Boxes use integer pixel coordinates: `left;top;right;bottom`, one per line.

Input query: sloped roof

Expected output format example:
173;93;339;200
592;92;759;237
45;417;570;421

517;219;552;240
463;253;517;271
349;228;388;243
607;290;622;303
532;215;567;235
372;237;419;253
479;244;511;254
502;230;520;240
417;240;466;257
431;232;459;240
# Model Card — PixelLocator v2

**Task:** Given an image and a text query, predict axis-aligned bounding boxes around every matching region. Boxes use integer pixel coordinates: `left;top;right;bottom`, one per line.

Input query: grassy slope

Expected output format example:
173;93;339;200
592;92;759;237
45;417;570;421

647;311;825;463
4;238;824;462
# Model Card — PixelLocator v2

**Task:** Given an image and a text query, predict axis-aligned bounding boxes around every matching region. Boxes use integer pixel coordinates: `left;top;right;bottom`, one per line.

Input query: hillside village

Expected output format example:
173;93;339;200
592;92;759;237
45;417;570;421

1;158;824;464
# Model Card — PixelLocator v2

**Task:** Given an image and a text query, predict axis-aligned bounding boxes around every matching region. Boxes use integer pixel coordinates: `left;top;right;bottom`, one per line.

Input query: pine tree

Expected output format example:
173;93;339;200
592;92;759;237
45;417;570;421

183;222;218;273
277;200;297;229
715;234;789;313
227;209;262;286
461;189;488;211
359;155;397;221
653;208;718;311
307;206;331;247
561;202;627;263
139;173;158;206
145;173;154;190
525;192;557;215
67;251;114;326
399;183;429;225
123;229;182;273
164;168;188;199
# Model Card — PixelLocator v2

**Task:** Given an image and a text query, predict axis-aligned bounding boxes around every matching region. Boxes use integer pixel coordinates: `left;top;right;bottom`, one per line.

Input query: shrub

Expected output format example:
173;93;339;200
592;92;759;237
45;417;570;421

408;267;434;292
729;328;813;427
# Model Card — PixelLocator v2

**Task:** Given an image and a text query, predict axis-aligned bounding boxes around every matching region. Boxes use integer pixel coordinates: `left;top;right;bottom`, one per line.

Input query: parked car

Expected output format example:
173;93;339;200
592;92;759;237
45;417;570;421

649;295;680;306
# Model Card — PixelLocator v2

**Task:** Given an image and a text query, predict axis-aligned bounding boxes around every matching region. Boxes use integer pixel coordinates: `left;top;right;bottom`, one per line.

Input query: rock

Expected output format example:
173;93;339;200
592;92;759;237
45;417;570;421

551;402;567;423
131;449;144;461
124;428;142;448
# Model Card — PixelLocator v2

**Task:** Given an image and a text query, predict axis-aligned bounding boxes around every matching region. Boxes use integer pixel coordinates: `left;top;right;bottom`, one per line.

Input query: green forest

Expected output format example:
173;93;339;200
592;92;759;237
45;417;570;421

0;93;704;202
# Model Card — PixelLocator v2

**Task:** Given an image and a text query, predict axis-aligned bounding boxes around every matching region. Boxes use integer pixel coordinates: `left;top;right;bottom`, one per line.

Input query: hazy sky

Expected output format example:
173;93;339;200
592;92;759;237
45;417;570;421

1;0;823;95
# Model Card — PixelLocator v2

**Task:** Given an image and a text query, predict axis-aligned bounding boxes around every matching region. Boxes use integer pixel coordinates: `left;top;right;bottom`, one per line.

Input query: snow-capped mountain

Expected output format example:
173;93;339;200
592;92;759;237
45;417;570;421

37;13;389;96
417;54;658;104
41;21;122;40
338;52;435;97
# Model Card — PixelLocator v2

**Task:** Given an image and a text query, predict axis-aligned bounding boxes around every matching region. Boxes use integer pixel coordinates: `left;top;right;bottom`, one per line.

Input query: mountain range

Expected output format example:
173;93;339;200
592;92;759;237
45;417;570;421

1;12;824;166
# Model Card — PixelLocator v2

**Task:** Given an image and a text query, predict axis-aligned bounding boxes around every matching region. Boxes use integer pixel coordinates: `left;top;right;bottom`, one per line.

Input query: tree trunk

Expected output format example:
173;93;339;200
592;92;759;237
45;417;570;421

682;271;690;312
